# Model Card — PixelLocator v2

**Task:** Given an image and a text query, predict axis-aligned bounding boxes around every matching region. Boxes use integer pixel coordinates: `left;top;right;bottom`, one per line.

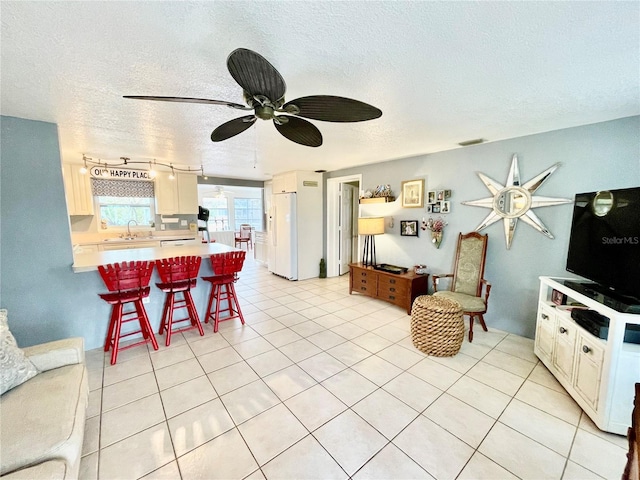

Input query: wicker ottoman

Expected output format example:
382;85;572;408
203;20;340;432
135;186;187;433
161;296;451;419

411;295;464;357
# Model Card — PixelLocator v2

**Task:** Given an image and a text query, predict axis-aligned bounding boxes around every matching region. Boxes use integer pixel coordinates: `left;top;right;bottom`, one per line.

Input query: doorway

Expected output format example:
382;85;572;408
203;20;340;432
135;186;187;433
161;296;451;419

326;174;362;277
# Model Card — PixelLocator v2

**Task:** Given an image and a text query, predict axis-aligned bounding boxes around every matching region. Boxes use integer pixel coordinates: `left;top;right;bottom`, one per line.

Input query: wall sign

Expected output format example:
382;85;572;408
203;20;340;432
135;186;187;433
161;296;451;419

90;166;154;180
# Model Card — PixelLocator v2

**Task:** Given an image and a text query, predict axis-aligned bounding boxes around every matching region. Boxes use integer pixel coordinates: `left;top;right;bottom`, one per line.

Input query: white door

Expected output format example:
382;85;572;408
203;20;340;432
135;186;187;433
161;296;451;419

339;184;356;275
326;174;362;278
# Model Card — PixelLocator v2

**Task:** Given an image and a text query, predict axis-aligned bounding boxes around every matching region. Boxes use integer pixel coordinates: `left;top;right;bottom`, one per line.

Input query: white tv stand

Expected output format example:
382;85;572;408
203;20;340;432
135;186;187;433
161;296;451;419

534;276;640;435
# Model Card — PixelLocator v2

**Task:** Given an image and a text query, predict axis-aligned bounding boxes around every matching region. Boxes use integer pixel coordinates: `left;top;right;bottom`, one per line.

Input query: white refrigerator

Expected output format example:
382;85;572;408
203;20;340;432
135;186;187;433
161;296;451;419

268;193;298;280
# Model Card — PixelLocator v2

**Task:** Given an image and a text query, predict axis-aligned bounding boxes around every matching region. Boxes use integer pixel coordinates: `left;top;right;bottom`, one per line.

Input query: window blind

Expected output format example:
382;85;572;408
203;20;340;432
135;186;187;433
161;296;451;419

91;179;155;198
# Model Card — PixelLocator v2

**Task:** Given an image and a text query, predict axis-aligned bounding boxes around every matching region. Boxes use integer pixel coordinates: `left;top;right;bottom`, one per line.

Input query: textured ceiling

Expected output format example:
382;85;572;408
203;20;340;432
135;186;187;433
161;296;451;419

1;1;638;180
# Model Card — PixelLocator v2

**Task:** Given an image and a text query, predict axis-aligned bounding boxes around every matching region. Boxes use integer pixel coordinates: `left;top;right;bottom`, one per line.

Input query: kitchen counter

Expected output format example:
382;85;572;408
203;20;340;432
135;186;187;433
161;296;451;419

72;242;237;273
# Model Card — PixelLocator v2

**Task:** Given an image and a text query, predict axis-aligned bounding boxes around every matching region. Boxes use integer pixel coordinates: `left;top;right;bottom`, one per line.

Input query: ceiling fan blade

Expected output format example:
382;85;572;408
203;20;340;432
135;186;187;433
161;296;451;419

123;95;247;109
283;95;382;122
227;48;286;102
273;115;322;147
211;115;256;142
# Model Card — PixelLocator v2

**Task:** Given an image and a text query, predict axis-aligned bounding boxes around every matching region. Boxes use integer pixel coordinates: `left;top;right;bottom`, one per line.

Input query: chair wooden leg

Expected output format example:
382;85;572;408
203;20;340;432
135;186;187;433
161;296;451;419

185;290;204;336
468;315;474;342
105;306;118;352
110;303;124;365
229;283;245;325
478;314;488;332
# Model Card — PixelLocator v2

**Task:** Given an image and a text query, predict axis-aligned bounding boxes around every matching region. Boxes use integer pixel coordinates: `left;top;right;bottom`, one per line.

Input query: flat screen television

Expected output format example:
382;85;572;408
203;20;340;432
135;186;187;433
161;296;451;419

565;187;640;308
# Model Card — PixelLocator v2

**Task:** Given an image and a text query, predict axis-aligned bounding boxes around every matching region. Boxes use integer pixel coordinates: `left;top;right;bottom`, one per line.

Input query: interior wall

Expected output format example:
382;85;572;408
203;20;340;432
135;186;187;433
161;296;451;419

0;116;106;348
327;116;640;338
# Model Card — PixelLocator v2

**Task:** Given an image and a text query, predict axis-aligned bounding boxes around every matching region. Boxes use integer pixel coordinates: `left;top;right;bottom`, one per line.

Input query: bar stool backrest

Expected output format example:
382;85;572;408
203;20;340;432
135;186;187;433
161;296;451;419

210;251;246;277
155;256;202;284
98;261;154;292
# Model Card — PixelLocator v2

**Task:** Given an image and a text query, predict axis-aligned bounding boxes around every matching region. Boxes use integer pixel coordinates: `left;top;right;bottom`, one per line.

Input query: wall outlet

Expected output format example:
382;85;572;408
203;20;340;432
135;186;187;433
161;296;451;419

160;224;166;231
180;219;187;226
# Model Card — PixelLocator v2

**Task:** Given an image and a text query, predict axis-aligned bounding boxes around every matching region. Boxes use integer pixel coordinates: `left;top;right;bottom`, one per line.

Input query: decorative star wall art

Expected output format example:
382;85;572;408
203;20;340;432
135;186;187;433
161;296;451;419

461;154;572;249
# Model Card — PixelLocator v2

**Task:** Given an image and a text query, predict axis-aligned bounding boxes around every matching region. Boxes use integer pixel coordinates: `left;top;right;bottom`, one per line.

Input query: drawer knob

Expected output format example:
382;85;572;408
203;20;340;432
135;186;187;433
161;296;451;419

541;314;549;320
389;295;395;300
559;327;567;334
390;287;396;292
582;345;591;354
390;279;396;284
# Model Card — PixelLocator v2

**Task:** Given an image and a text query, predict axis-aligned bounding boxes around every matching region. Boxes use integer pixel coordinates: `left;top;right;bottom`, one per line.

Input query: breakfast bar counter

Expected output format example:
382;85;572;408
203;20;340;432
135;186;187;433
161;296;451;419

72;242;237;273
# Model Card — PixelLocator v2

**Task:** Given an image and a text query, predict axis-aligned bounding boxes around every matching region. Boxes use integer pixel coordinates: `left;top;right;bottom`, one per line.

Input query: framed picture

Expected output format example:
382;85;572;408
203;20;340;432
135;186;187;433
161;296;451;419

441;201;450;213
444;189;452;199
431;203;441;214
427;190;436;204
400;220;419;237
401;179;425;208
436;190;445;201
551;289;567;305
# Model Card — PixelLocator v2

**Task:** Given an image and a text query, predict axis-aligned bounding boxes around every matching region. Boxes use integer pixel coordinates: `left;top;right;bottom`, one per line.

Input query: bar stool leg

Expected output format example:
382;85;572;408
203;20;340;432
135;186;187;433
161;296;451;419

229;283;245;325
134;299;158;351
184;290;204;336
213;284;224;333
204;284;217;325
105;306;118;352
110;303;124;365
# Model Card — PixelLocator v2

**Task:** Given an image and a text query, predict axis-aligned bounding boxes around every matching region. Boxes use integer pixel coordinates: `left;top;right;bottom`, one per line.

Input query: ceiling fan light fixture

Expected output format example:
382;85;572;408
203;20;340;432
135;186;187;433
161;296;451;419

124;48;382;148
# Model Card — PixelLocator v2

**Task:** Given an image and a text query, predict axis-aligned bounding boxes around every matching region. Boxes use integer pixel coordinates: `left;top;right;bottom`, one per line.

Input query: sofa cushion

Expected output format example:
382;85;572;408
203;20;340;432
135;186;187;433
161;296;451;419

0;309;38;395
0;363;88;476
0;460;68;480
23;338;85;372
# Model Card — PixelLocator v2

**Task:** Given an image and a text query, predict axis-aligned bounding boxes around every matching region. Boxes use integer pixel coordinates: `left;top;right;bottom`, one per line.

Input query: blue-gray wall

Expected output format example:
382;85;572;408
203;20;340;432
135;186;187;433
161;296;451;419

0;116;218;350
1;115;638;349
328;116;640;337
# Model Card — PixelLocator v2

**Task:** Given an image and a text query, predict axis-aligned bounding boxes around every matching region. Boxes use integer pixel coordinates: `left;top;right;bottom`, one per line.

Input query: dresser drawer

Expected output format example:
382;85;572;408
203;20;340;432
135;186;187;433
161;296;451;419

378;276;409;295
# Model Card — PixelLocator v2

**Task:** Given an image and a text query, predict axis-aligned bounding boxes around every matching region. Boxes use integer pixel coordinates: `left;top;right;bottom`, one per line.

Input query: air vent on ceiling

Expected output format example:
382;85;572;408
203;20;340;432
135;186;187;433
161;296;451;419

458;138;486;147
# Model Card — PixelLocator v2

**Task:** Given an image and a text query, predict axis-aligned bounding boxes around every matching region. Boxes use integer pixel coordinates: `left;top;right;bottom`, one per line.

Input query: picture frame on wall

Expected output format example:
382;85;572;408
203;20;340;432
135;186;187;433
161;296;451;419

431;203;441;214
436;190;444;201
401;179;425;208
400;220;419;237
427;190;436;204
441;201;450;213
444;189;452;199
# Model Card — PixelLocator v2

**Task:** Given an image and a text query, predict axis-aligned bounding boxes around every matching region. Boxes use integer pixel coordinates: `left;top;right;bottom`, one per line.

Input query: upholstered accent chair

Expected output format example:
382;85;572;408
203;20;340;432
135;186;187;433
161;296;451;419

432;232;491;342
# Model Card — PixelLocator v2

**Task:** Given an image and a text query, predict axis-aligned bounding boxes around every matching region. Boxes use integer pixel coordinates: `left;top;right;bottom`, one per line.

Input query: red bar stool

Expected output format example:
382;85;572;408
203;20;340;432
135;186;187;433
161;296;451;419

97;261;158;365
201;251;246;333
155;256;204;346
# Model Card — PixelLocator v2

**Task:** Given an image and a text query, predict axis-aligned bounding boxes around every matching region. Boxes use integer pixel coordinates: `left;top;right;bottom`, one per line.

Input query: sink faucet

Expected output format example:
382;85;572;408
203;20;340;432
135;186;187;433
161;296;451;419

127;220;138;238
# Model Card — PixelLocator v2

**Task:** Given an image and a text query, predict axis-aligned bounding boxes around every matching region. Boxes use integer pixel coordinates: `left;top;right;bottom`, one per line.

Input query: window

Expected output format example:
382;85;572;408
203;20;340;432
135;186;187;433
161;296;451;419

234;198;263;230
92;179;155;228
98;196;154;227
202;197;229;231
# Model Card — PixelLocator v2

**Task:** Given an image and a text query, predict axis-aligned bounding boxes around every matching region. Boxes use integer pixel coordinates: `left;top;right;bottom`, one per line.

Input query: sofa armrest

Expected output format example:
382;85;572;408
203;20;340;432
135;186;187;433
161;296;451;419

23;338;85;372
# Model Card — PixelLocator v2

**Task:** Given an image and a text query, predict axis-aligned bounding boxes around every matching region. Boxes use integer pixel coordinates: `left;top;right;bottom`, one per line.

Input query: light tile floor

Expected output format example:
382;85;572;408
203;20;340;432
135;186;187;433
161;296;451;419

80;258;628;480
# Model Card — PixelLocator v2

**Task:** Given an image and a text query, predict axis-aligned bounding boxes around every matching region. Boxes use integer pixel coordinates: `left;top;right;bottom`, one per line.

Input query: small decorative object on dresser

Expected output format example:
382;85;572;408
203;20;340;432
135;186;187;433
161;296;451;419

551;289;567;305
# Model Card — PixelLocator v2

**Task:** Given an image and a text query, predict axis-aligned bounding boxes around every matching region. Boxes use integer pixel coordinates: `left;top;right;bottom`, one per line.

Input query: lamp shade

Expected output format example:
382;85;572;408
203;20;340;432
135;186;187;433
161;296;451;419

358;217;385;236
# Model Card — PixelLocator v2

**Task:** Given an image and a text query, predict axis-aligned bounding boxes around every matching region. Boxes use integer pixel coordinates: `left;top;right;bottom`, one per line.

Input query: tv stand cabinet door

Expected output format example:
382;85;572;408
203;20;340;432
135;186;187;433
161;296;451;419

574;333;605;410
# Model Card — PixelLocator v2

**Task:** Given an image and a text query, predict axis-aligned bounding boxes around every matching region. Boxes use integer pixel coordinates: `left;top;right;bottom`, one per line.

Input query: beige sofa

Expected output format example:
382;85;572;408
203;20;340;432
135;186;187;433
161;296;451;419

0;338;89;479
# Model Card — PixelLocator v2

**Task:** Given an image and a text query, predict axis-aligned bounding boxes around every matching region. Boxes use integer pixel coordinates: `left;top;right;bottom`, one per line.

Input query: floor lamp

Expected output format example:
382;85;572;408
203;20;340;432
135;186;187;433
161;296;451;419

358;217;385;266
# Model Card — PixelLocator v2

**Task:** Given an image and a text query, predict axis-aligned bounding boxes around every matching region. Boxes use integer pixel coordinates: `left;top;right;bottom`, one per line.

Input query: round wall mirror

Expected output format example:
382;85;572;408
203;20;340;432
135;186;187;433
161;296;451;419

592;190;614;217
493;186;532;218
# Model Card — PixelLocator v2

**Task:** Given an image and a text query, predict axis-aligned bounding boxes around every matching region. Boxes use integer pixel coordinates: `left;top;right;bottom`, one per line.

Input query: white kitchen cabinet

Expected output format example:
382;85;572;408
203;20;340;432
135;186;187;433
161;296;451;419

155;173;198;215
534;276;640;434
62;164;94;215
177;174;198;213
272;171;299;193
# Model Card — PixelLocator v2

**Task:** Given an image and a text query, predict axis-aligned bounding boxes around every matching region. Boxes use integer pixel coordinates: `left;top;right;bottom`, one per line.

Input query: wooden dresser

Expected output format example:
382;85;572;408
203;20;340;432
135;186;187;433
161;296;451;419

349;263;429;314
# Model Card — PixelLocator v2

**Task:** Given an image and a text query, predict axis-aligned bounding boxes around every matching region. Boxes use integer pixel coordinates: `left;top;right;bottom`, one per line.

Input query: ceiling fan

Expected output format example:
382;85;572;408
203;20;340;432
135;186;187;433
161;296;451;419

124;48;382;147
